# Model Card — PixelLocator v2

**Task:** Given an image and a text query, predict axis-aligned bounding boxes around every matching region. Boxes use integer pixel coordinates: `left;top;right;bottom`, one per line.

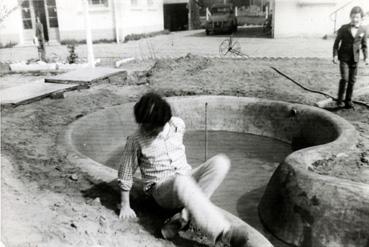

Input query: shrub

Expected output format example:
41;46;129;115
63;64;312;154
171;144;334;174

0;41;17;49
61;38;116;45
123;30;170;43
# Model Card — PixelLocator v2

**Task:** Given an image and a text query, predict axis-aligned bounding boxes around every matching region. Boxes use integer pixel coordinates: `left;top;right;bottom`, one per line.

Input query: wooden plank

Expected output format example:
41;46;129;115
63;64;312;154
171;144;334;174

45;67;126;84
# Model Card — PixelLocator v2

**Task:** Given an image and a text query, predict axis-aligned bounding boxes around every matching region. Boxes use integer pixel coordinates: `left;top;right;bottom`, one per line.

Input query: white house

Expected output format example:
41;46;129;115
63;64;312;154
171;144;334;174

0;0;165;46
1;0;369;45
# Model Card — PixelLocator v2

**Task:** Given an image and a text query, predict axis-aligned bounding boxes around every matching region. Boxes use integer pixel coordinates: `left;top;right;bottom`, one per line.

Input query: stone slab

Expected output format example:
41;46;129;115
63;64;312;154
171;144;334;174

45;67;126;84
0;80;78;105
10;62;57;72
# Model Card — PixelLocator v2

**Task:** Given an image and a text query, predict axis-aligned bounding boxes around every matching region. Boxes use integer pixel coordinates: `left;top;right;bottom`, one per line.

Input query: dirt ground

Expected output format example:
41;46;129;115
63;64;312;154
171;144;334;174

1;55;369;246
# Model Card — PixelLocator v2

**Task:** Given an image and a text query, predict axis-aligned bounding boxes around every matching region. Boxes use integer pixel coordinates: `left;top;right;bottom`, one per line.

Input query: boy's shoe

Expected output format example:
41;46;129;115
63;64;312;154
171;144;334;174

216;225;249;247
345;101;354;109
336;101;345;108
161;213;189;239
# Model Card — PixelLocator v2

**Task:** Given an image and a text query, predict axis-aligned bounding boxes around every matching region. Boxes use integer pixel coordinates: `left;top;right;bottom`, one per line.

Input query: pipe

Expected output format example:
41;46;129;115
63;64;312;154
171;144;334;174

204;102;208;161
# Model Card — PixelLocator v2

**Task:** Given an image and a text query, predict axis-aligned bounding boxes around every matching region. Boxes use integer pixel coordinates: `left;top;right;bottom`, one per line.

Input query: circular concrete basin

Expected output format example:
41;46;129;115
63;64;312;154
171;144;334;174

60;96;369;247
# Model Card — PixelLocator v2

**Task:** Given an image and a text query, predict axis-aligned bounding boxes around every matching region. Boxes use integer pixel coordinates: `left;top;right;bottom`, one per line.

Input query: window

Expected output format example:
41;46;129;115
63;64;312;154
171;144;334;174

21;0;32;29
88;0;109;6
46;0;59;27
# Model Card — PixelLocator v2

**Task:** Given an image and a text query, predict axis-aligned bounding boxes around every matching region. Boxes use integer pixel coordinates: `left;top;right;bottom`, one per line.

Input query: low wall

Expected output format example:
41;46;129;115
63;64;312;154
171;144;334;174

60;96;368;247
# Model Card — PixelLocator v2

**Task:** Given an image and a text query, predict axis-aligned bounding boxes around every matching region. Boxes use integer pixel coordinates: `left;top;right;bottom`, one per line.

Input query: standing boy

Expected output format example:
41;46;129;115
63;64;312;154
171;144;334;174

35;16;46;61
117;93;249;247
333;6;368;108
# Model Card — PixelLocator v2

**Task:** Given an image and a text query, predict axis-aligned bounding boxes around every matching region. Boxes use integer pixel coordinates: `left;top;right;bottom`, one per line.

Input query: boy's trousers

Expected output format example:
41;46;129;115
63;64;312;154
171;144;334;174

152;154;231;241
338;61;358;104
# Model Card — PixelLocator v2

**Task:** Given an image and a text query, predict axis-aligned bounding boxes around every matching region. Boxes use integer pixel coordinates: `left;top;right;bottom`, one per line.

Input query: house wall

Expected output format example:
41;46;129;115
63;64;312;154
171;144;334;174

273;0;369;38
56;0;115;41
57;0;164;42
0;0;23;45
273;0;337;37
117;0;164;39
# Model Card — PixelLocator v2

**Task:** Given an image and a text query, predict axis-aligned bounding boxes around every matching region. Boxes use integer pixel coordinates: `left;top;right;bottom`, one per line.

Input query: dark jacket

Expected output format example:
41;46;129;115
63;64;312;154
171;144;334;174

333;24;367;63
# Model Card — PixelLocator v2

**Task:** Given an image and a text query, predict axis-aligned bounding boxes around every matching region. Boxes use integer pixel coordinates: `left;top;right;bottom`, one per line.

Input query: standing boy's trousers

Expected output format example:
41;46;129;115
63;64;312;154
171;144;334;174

338;61;358;104
152;154;231;241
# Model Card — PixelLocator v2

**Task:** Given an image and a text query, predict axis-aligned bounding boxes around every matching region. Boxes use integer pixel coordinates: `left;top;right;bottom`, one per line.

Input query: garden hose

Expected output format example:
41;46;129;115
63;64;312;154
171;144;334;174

270;67;369;109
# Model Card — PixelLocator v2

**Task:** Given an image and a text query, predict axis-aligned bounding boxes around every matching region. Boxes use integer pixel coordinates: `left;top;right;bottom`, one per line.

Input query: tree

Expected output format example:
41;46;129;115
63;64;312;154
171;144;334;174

189;0;201;30
0;0;25;24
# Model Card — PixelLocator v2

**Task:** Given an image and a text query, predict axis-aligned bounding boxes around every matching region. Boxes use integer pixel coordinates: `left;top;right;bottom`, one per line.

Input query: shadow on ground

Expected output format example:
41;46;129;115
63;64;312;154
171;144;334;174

81;180;208;246
186;27;272;39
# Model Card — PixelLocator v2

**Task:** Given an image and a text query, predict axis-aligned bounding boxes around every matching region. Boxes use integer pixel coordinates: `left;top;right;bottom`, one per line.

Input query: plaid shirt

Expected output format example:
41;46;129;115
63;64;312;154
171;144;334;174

117;117;192;192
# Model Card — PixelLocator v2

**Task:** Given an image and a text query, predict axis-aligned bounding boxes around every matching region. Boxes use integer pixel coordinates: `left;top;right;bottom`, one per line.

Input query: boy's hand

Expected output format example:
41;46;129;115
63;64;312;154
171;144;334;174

119;205;137;220
333;56;338;64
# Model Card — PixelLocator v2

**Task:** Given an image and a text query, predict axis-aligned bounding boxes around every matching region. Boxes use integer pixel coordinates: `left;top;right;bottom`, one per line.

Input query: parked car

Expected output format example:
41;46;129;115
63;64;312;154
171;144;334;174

205;4;238;35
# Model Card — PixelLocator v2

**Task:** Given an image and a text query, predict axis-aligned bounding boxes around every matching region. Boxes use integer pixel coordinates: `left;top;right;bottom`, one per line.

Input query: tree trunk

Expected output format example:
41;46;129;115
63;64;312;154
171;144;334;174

188;0;201;30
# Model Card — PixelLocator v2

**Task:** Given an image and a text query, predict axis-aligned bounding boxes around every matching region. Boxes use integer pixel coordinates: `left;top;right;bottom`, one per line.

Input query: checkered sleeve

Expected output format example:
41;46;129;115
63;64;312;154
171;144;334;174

117;136;139;191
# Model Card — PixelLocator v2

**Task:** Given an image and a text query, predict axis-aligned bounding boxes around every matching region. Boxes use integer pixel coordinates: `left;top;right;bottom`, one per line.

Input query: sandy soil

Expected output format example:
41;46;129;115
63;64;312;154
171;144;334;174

1;55;369;246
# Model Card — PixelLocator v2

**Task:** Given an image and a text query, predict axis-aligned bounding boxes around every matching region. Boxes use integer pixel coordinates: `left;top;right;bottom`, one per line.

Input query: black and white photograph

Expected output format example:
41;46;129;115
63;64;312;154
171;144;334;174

0;0;368;246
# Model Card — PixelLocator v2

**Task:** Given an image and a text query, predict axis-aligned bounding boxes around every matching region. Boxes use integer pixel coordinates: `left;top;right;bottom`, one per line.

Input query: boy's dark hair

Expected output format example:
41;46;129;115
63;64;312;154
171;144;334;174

134;92;172;131
350;6;364;18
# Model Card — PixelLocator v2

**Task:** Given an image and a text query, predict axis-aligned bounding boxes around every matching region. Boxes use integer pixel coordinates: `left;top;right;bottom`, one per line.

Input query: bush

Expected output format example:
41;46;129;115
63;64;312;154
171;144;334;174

0;41;17;49
123;30;170;43
60;38;116;45
60;39;86;45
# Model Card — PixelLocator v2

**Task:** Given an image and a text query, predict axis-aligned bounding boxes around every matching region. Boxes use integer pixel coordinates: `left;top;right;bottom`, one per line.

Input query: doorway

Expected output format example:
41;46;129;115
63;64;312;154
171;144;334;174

20;0;60;44
164;3;189;31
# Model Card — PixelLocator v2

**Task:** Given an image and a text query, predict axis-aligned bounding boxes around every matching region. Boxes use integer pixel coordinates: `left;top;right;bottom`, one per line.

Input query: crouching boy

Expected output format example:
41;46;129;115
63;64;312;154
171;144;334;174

117;92;249;246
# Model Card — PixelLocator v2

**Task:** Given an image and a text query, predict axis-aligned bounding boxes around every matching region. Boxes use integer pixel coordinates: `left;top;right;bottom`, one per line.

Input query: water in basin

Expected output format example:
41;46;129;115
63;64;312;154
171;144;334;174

184;130;292;247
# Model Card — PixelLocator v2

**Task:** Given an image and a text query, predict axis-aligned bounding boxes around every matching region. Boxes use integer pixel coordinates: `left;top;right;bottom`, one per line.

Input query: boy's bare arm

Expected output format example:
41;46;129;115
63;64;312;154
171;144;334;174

117;137;139;219
119;190;136;219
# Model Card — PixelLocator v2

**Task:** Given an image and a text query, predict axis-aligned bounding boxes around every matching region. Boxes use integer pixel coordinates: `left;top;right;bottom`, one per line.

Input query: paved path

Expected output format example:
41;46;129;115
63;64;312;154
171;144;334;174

0;28;334;63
